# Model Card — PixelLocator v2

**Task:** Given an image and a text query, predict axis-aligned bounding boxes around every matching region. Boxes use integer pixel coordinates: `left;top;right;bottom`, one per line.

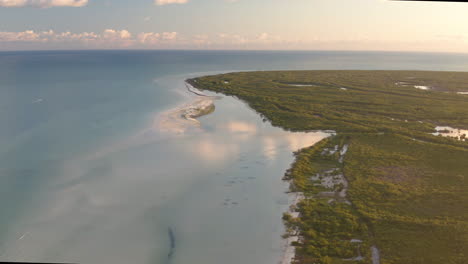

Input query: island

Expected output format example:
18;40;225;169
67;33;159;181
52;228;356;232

188;71;468;264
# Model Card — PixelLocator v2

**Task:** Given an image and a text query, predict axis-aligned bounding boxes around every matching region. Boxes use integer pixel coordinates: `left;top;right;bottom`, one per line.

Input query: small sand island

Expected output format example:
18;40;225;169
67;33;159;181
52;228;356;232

158;83;218;134
180;97;215;122
189;70;468;264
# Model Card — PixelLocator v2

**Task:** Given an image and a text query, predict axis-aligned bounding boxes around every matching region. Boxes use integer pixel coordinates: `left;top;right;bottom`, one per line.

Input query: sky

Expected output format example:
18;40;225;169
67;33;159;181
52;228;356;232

1;0;468;52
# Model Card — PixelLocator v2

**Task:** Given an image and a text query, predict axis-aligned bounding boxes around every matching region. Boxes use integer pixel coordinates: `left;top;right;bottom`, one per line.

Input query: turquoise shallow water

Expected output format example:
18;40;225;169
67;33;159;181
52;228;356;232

1;50;467;264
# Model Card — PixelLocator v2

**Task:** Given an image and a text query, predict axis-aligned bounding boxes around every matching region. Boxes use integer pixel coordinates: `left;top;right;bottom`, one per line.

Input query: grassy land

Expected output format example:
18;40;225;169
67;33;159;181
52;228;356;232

188;71;468;264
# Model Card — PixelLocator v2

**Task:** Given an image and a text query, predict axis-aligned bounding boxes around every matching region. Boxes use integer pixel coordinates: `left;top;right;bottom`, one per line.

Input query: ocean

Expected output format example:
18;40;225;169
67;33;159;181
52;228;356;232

0;50;467;264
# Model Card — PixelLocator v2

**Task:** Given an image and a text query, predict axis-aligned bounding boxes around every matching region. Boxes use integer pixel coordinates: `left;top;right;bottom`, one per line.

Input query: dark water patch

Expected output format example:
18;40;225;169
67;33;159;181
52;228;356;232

167;227;176;262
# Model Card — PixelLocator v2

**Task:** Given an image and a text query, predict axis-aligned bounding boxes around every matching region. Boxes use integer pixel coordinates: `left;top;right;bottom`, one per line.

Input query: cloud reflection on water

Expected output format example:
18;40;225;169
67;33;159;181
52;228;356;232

1;84;331;264
187;119;328;165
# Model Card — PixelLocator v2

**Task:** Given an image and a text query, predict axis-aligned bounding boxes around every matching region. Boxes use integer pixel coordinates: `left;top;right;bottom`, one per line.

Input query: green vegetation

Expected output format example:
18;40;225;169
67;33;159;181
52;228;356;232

189;71;468;264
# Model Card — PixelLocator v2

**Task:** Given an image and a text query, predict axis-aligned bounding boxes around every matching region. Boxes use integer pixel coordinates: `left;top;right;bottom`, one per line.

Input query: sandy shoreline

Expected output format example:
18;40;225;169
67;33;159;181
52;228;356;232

186;78;324;264
158;83;219;134
160;80;305;264
162;80;342;264
281;141;382;264
280;192;304;264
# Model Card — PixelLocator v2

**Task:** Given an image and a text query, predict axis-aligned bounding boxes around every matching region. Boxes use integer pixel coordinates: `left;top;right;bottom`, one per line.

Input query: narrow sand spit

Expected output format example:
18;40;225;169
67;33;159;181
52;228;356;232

158;84;219;134
186;82;209;97
158;97;216;134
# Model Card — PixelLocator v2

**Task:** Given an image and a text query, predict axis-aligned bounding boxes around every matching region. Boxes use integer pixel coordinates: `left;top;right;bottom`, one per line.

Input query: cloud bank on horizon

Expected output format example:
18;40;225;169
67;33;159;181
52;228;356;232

0;0;88;7
0;0;192;7
0;0;468;52
154;0;188;5
2;28;466;53
0;29;285;50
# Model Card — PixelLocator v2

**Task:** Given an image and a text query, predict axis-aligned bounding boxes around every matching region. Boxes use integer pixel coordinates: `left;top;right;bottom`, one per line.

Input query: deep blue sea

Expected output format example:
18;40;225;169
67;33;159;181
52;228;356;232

0;50;467;264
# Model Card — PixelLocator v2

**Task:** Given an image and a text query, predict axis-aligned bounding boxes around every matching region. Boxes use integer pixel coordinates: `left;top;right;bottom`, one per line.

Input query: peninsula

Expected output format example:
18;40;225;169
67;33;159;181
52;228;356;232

188;70;468;264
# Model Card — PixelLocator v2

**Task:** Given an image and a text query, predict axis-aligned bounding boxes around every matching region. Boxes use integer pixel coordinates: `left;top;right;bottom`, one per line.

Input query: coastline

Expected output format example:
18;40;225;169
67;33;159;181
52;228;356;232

158;82;219;134
153;77;331;264
188;70;468;263
282;137;382;264
161;77;329;264
187;76;334;264
189;72;436;264
280;192;305;264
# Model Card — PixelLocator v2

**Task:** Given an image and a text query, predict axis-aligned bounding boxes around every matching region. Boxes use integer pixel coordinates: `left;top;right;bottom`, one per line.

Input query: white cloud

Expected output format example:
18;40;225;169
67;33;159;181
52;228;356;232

0;30;39;41
136;31;178;45
162;32;177;40
217;33;248;44
154;0;188;6
103;29;132;40
137;32;161;45
0;0;27;6
0;0;88;8
153;0;235;5
0;29;183;50
0;29;467;52
0;30;289;50
192;34;210;45
0;29;130;47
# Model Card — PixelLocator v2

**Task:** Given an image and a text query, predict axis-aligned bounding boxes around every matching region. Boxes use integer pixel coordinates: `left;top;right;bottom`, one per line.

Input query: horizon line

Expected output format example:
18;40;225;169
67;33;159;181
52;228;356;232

1;48;468;55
